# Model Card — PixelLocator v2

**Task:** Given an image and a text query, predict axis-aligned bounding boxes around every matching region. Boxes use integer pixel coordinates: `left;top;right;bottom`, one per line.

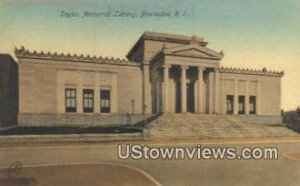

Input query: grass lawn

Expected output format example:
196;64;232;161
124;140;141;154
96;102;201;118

0;126;142;135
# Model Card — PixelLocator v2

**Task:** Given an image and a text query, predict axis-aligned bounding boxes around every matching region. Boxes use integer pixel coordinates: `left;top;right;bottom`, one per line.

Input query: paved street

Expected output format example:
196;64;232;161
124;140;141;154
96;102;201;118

0;138;300;186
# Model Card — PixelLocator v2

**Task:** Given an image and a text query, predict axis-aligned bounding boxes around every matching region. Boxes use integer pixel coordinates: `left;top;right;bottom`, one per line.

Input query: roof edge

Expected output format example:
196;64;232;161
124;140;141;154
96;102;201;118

219;66;284;77
15;46;139;66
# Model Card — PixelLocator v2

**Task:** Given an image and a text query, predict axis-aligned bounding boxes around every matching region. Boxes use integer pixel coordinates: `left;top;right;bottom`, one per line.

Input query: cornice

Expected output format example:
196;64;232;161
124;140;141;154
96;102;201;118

14;46;139;67
219;66;284;77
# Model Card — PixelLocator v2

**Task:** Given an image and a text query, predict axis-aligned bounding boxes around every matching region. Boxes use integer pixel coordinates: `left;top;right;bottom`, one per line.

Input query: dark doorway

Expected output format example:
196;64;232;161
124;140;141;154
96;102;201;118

187;82;195;113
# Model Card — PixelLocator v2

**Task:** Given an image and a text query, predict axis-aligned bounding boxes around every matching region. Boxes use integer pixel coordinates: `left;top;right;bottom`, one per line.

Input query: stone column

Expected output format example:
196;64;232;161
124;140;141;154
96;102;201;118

234;79;239;115
181;65;188;113
143;65;152;114
214;69;220;114
163;64;170;113
156;81;160;114
197;66;205;113
208;71;214;114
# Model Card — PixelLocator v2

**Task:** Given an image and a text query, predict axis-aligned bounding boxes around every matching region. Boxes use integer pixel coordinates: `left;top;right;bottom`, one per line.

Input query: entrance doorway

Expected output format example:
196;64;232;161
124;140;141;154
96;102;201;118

187;82;195;113
175;81;181;113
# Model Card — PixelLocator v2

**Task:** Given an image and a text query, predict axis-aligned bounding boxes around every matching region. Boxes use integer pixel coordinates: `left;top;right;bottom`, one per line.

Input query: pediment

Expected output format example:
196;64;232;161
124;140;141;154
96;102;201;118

173;48;214;58
163;45;223;60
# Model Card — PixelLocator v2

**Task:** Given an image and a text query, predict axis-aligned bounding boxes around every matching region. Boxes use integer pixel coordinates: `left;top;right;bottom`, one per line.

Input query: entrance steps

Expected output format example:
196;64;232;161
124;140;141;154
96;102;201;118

143;114;299;140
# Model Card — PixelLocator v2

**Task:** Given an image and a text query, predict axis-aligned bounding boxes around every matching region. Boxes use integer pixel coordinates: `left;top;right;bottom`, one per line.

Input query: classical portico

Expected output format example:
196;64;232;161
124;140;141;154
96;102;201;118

161;64;207;113
159;64;219;114
150;41;224;114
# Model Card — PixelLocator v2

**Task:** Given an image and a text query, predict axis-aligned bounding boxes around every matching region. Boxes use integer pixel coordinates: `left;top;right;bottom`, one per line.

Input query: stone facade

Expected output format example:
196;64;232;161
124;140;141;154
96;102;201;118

14;46;148;126
0;31;284;127
127;32;283;118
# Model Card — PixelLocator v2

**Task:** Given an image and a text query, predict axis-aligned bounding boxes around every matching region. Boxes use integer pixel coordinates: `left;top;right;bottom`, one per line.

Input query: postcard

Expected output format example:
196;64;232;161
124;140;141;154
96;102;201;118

0;0;299;186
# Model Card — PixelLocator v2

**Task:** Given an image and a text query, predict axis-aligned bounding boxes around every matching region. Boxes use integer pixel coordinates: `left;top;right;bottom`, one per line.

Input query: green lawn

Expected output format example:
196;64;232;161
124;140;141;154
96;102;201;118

0;126;142;135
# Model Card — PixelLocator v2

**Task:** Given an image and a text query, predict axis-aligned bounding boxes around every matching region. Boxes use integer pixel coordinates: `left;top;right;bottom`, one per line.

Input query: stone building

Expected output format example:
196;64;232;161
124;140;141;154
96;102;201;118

0;32;284;127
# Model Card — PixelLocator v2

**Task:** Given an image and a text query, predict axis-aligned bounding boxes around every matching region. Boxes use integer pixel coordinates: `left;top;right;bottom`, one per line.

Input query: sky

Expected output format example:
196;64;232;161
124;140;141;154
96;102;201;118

0;0;299;111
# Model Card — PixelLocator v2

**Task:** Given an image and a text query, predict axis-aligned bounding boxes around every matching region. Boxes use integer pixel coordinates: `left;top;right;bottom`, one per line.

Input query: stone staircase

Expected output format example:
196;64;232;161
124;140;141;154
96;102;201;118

143;114;299;139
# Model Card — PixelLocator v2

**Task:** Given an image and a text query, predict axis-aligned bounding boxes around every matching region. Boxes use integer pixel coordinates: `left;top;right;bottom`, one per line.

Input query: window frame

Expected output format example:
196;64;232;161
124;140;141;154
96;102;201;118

238;95;245;115
65;88;77;113
100;89;111;113
83;89;94;113
226;95;234;114
249;95;256;115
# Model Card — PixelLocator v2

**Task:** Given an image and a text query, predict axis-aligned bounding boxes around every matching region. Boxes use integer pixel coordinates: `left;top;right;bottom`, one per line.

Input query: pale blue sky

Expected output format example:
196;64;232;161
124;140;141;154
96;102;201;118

0;0;299;110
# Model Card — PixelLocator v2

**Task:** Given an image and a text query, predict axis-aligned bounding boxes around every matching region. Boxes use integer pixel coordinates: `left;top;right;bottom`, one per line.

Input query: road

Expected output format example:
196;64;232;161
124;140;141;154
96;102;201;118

0;138;300;186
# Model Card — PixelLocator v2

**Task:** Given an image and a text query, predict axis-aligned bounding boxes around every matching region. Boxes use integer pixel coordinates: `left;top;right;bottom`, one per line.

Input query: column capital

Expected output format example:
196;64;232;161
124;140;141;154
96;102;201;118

163;64;171;69
180;65;189;70
197;66;206;71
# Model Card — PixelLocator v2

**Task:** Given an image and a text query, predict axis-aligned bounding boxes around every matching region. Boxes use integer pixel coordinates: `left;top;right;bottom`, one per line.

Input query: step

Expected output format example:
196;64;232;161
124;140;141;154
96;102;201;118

143;114;299;139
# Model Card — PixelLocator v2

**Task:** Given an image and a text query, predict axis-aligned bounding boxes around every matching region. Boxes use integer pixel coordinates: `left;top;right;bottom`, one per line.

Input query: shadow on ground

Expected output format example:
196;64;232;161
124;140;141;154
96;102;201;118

0;163;158;186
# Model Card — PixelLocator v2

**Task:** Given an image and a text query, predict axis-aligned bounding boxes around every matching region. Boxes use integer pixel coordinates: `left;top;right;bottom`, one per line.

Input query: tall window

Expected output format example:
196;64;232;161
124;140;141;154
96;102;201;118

238;96;245;115
83;89;94;113
249;96;256;114
100;90;110;113
226;95;234;114
65;89;76;113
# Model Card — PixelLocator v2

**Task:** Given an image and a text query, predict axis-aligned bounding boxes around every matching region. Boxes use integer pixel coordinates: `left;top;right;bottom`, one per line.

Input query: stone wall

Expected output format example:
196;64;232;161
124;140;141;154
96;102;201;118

220;71;282;116
17;54;143;126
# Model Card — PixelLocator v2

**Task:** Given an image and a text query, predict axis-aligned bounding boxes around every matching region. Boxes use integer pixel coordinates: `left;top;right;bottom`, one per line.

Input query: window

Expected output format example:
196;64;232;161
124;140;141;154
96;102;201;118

249;96;256;114
238;96;245;115
65;89;76;113
100;90;110;113
83;89;94;113
226;95;234;114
